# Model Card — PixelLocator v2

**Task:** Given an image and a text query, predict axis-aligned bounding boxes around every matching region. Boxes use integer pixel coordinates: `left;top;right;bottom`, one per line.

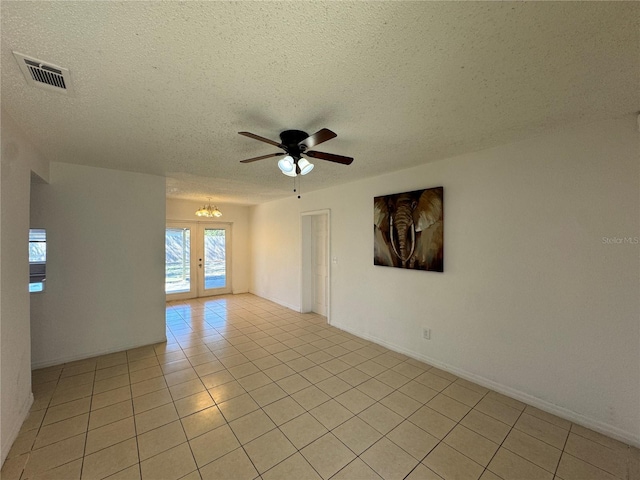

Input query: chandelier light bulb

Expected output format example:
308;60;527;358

195;199;222;218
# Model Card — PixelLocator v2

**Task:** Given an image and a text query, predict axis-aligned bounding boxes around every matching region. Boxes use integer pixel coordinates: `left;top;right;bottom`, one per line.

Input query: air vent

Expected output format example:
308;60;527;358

13;52;73;94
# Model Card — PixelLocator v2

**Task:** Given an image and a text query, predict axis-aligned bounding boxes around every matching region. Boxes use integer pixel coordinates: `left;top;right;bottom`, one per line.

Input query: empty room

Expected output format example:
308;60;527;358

1;2;638;480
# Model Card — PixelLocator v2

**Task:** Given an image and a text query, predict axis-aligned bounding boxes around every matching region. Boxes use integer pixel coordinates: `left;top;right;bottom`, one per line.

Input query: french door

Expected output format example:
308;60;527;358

165;222;231;300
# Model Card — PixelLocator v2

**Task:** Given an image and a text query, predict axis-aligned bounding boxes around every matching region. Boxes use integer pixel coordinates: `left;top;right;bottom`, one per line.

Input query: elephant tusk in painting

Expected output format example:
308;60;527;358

374;186;443;272
389;213;416;266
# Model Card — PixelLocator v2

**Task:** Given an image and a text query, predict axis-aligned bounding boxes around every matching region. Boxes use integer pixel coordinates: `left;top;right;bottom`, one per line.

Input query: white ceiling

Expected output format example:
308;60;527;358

2;2;638;205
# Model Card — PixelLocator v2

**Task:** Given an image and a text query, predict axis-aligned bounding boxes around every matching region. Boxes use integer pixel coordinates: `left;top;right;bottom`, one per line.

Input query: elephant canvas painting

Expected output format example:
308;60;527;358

374;187;443;272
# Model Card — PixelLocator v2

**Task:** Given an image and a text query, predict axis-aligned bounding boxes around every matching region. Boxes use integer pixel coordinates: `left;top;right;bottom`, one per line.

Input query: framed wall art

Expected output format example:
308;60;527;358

374;186;443;272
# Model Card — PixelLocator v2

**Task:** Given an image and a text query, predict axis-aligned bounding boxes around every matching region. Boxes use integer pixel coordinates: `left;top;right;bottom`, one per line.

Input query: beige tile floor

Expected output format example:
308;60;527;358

3;294;639;480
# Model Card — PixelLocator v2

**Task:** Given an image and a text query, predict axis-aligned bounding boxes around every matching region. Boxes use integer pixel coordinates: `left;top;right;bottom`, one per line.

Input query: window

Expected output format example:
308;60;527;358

29;228;46;292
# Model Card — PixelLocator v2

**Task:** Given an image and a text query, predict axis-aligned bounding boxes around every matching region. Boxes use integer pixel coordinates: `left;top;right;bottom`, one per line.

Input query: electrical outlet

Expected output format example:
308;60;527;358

422;328;431;340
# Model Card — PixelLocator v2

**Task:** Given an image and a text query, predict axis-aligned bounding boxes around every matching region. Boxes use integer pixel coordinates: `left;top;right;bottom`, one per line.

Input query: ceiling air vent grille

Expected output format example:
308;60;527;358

13;52;73;94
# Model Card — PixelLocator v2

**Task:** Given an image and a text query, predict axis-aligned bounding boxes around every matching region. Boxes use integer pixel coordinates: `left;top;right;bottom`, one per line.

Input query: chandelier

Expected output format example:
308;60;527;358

195;199;222;218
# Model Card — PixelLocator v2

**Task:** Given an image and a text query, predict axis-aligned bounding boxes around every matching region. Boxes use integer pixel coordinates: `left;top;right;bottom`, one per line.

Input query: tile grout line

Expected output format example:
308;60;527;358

132;348;146;480
168;341;202;480
400;385;492;479
477;405;527;480
562;423;630;480
552;416;573;479
78;362;96;480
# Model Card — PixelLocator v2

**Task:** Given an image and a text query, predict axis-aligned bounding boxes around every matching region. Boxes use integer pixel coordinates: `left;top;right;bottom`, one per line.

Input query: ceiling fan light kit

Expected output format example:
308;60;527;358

278;156;314;177
278;156;296;175
239;128;353;185
297;158;314;175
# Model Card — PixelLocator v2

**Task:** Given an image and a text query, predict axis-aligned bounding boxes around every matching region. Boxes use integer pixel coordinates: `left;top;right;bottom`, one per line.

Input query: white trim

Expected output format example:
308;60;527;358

331;320;640;448
247;289;299;312
166;220;234;226
30;336;166;370
1;392;33;466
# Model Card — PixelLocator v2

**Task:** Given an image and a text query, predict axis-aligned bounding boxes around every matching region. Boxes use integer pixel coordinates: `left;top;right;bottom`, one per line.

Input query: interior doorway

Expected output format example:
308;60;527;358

165;221;231;300
301;210;330;320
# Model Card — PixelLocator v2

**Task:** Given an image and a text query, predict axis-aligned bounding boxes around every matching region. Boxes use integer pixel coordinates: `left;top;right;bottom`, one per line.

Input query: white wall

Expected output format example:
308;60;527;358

250;115;640;446
166;199;251;294
30;162;166;368
1;109;49;464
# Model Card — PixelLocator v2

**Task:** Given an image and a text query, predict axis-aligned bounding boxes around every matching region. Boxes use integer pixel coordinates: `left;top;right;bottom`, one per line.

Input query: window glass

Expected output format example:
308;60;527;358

29;228;46;292
166;228;191;294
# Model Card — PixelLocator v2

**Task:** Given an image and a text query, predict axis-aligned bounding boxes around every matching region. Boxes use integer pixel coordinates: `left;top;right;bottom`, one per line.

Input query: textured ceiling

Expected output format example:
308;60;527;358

2;2;638;205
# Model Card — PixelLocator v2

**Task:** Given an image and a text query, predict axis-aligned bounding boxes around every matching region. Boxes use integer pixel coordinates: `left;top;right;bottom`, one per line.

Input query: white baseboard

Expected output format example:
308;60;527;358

248;289;300;312
31;336;167;370
332;320;640;448
1;392;33;467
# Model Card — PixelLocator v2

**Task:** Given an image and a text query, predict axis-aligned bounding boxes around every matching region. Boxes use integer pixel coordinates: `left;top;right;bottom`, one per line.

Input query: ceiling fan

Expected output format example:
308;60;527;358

238;128;353;176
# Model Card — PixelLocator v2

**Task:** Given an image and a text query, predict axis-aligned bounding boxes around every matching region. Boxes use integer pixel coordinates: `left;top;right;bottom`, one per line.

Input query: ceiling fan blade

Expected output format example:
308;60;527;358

239;152;285;163
238;131;283;148
305;150;354;165
299;128;337;149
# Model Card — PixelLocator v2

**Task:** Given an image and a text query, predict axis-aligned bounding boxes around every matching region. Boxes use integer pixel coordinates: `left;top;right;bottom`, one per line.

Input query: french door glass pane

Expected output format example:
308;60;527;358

204;228;226;290
165;228;191;294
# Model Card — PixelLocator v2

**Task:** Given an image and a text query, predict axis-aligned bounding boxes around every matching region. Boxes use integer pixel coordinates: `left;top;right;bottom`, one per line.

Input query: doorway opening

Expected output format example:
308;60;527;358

301;210;330;321
165;221;231;300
